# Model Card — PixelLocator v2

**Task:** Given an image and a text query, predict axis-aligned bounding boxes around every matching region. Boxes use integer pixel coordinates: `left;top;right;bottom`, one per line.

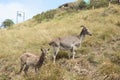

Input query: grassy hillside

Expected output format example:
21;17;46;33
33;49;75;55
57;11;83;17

0;4;120;80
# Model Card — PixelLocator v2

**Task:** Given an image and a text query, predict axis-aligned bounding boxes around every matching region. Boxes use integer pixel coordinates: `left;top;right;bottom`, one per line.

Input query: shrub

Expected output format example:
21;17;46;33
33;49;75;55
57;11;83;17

111;0;120;4
90;0;109;8
56;51;69;59
2;19;14;28
33;9;57;23
78;0;87;9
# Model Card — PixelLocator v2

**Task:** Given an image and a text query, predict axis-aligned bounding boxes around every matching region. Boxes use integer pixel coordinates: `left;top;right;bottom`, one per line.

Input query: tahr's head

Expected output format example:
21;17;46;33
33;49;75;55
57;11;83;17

81;25;92;36
41;48;50;58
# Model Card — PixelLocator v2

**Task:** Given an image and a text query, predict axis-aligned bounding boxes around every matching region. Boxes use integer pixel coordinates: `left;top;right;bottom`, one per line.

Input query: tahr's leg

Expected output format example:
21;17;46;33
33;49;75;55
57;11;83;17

35;67;39;73
72;51;76;59
24;65;29;76
53;47;59;64
17;63;24;74
71;47;76;59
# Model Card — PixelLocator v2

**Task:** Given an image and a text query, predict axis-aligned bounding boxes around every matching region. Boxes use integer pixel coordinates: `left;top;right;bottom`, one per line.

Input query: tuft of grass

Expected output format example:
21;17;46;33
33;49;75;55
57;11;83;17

108;52;120;65
116;21;120;27
15;63;67;80
98;63;120;77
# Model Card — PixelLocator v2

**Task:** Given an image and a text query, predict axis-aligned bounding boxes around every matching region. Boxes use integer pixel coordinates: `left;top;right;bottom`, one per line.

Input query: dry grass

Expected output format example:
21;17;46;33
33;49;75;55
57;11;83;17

0;4;120;80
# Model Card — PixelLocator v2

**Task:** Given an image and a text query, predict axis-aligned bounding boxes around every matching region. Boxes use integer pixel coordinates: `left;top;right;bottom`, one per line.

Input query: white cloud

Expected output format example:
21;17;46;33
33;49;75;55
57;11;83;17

0;2;37;25
0;0;74;25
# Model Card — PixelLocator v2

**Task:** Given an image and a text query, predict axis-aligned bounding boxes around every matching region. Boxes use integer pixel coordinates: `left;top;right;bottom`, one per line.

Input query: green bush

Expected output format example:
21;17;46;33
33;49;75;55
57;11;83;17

33;9;56;23
111;0;120;4
90;0;109;8
2;19;14;28
78;0;87;9
78;0;110;9
56;51;69;59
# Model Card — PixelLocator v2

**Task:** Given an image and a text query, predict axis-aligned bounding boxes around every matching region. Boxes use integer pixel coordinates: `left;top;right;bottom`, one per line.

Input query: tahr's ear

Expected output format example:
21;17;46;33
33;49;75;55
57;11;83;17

41;48;44;52
81;25;87;30
47;48;50;51
81;25;84;27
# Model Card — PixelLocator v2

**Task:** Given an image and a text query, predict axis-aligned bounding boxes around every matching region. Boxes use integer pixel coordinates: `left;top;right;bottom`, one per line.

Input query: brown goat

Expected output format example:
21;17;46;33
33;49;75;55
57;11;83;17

17;48;50;75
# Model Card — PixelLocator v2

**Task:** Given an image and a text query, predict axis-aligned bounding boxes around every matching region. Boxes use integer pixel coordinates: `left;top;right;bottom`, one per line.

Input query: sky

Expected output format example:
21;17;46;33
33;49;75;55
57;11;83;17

0;0;77;25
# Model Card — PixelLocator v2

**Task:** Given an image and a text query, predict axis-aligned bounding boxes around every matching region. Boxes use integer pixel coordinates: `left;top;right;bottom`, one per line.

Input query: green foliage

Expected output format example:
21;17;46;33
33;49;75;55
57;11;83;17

111;0;120;4
33;9;56;23
56;51;69;59
77;0;111;9
90;0;109;8
2;19;14;28
78;0;88;9
33;0;119;23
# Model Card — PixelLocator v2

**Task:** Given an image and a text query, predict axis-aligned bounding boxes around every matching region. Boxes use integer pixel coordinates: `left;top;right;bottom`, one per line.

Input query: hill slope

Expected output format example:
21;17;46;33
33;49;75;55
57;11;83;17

0;4;120;80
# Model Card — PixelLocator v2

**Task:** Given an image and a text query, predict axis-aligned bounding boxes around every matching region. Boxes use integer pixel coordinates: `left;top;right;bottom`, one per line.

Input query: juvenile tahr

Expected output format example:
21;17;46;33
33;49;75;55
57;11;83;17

17;48;50;75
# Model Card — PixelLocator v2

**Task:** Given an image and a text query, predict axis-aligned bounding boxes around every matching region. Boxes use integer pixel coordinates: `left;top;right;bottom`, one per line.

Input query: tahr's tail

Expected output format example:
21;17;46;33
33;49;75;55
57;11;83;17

49;41;54;46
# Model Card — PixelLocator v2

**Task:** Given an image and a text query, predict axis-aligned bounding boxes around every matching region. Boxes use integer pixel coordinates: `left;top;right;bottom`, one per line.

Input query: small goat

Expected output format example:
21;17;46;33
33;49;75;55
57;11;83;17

17;48;50;75
49;25;92;63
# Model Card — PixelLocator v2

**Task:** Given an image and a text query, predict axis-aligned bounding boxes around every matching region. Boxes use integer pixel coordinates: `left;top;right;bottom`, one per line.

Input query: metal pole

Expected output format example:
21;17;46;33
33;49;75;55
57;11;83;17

16;11;18;24
16;11;25;24
23;12;25;21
